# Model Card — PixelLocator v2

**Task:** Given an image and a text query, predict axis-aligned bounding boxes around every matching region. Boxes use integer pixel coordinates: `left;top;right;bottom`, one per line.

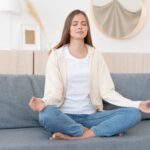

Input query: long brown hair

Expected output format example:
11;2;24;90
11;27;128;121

53;9;93;50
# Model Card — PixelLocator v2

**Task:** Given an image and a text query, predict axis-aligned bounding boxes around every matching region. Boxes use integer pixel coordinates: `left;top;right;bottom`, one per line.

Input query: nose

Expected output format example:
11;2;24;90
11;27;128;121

77;23;82;29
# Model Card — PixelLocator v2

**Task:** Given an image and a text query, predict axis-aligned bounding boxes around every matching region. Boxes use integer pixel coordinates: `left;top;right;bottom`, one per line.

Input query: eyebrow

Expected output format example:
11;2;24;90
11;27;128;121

72;21;87;23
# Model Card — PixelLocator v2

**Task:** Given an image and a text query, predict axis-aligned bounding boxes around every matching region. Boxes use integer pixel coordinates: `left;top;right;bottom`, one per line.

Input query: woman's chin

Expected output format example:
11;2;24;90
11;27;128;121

73;36;86;40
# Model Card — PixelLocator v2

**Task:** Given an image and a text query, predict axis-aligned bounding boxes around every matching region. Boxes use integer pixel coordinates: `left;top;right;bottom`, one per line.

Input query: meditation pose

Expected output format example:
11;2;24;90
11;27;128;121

29;9;150;140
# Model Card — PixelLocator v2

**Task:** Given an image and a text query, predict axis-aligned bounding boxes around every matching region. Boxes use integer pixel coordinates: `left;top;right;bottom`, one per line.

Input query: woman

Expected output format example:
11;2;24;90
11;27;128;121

29;9;150;140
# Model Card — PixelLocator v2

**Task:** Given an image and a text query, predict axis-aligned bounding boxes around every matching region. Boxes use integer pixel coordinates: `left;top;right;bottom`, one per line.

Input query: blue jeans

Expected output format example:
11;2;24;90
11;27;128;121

39;106;141;137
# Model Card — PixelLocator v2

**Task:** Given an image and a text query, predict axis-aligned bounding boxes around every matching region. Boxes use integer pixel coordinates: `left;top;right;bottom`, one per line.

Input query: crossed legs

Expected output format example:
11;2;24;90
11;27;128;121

39;106;141;140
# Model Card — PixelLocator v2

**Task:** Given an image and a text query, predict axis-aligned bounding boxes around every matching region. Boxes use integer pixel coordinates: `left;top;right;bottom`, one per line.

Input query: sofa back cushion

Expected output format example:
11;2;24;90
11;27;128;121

0;75;45;129
104;74;150;120
0;74;149;129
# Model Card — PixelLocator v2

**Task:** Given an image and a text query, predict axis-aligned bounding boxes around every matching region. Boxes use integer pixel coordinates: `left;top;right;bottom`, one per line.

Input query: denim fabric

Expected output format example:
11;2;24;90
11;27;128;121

39;106;142;137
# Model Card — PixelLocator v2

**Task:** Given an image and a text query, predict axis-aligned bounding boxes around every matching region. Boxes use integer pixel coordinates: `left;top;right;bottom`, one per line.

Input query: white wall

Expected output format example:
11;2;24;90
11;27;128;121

0;13;11;50
0;0;149;52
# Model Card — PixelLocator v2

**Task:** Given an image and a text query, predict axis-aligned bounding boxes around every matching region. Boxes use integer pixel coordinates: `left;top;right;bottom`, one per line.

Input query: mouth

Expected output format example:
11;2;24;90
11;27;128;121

76;31;84;34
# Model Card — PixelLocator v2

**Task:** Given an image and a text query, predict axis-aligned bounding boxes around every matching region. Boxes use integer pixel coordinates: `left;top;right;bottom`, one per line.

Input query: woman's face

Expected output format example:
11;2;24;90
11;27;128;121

70;14;88;40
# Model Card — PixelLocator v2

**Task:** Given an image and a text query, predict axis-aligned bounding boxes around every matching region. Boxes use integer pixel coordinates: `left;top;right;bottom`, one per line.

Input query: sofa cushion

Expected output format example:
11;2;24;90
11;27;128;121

0;121;150;150
0;75;45;129
0;73;149;130
104;74;150;120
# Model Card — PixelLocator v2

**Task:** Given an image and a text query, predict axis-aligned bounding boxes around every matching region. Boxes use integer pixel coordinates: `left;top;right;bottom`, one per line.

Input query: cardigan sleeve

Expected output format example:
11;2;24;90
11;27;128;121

41;50;63;106
98;54;141;108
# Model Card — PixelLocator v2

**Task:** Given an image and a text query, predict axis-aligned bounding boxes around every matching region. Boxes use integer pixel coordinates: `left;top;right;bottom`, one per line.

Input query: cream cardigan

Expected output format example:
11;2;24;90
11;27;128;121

42;45;141;111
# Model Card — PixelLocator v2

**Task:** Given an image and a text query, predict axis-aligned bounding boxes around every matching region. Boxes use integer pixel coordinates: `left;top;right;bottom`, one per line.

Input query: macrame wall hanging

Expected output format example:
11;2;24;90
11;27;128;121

92;0;147;39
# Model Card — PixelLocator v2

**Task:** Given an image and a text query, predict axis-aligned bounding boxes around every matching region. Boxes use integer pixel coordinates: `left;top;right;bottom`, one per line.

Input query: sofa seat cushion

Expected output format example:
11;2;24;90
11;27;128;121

0;121;149;150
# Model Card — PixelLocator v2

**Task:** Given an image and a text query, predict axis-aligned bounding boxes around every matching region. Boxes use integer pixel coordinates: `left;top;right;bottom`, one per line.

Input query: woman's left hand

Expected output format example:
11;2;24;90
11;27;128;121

139;100;150;113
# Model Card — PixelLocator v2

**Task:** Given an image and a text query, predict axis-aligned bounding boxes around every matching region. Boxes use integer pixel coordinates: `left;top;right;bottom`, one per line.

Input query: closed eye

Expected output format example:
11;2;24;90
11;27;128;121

72;21;87;26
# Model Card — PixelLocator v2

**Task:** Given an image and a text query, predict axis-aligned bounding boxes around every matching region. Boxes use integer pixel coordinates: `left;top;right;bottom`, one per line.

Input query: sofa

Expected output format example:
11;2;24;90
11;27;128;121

0;74;150;150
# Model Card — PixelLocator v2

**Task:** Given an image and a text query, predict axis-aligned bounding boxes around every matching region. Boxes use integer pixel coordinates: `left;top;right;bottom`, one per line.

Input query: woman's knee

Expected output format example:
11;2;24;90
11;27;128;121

128;108;142;122
121;108;142;123
39;106;60;126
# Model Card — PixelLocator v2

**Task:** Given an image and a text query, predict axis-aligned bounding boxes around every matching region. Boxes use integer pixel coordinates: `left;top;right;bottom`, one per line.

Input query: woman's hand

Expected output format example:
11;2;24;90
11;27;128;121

28;96;45;112
139;100;150;113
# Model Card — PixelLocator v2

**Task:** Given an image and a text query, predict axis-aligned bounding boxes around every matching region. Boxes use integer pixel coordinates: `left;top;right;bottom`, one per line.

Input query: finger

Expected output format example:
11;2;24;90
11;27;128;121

29;103;36;111
32;97;37;101
29;97;37;104
141;107;150;113
28;101;34;108
29;99;36;108
28;100;32;106
28;98;34;106
144;110;150;113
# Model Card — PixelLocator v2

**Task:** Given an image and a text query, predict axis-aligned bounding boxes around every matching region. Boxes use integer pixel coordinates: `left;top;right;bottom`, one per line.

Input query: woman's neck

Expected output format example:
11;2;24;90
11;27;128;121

68;40;88;58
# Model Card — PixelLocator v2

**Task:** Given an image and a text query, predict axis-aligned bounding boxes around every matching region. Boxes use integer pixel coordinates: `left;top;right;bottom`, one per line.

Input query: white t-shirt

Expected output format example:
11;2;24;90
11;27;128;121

60;47;96;114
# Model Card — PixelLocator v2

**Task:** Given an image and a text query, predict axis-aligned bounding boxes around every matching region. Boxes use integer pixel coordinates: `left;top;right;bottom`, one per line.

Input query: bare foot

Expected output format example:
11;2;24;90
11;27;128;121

83;127;89;133
51;129;95;140
49;127;89;140
51;132;76;140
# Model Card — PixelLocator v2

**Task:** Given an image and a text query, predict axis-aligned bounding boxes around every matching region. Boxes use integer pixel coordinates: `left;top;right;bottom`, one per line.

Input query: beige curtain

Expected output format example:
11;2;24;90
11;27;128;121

93;0;141;38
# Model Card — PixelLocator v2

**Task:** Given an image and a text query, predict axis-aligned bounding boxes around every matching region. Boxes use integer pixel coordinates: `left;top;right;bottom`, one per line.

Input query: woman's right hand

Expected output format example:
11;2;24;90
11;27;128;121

28;96;45;112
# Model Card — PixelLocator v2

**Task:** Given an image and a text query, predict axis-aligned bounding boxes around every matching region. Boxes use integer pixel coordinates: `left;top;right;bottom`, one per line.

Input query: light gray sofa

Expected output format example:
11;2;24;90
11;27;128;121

0;74;150;150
